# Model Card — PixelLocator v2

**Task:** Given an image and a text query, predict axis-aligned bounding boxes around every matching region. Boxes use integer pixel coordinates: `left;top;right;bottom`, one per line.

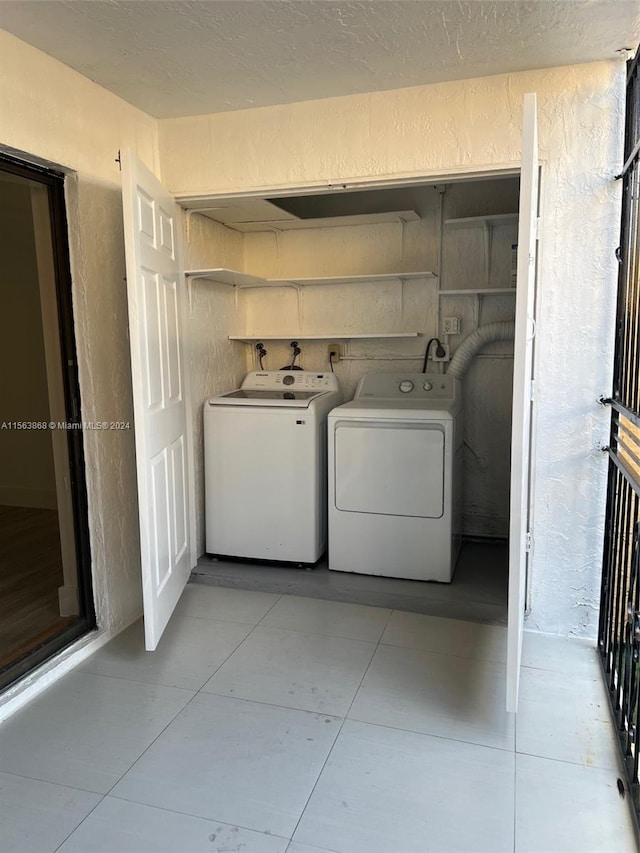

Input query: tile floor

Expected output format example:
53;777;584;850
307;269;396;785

0;584;636;852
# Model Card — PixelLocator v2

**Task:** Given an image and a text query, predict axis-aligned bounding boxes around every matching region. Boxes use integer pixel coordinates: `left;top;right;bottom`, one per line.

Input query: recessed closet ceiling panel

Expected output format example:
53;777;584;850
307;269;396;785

0;0;638;118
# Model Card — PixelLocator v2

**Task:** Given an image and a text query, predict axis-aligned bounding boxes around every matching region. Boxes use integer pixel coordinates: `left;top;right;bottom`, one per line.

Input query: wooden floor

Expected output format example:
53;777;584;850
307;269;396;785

0;505;75;670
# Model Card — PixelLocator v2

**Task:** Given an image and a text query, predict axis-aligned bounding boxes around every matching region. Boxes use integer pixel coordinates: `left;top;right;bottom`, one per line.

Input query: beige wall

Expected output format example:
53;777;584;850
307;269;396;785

159;64;621;197
159;61;625;637
0;24;626;640
0;29;159;635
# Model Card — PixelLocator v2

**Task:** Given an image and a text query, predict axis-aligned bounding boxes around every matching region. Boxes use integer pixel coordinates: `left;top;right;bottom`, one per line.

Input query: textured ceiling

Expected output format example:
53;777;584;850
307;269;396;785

1;0;638;119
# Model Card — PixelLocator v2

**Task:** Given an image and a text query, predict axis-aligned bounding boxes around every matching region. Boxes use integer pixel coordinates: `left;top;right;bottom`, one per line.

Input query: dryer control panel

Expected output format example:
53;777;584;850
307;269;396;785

355;372;459;402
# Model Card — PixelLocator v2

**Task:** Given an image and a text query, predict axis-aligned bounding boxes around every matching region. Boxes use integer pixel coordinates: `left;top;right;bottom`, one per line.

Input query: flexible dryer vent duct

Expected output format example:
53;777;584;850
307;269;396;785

447;321;515;380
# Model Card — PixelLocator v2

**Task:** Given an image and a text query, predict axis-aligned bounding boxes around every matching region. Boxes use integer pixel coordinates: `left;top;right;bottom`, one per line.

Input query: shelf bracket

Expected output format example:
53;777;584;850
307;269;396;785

185;272;205;282
240;280;302;292
184;209;201;244
184;207;229;243
483;221;493;288
399;216;408;262
397;276;405;316
187;275;195;317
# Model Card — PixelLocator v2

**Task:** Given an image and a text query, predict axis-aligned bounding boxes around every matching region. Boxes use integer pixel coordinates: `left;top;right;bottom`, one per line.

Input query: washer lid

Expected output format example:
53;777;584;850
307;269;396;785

208;389;332;408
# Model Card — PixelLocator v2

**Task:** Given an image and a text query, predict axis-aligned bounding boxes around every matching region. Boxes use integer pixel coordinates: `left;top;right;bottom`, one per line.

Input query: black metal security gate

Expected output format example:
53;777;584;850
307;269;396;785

599;49;640;828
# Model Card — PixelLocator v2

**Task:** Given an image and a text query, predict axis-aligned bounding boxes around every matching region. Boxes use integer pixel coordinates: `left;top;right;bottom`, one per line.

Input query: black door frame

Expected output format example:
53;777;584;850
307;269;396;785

0;152;95;691
598;48;640;837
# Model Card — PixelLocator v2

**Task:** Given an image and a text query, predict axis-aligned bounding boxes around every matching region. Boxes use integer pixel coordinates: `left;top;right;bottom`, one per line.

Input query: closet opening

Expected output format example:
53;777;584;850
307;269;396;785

180;171;525;627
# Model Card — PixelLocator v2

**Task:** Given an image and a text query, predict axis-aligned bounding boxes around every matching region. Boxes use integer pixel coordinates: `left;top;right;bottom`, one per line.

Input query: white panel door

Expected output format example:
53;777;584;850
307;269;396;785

506;94;539;712
121;150;194;650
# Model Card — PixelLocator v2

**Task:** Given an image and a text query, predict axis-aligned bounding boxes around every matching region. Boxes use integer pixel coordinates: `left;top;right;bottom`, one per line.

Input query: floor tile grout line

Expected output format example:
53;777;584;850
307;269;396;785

255;622;391;644
81;614;409;693
378;638;507;665
347;605;517;756
170;612;282;628
199;594;396;716
53;793;108;853
195;689;344;720
103;793;292;845
252;591;285;626
287;606;395;844
188;590;287;691
0;766;105;797
193;593;286;695
80;605;286;693
189;686;515;757
95;687;204;804
343;713;516;755
254;593;393;643
519;661;601;677
70;667;204;692
52;789;294;852
285;839;342;853
191;597;390;700
81;614;258;691
242;617;389;645
513;747;619;773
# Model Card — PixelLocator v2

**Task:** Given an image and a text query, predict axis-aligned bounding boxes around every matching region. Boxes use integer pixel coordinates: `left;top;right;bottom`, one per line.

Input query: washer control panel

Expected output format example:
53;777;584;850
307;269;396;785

242;371;340;392
356;372;458;402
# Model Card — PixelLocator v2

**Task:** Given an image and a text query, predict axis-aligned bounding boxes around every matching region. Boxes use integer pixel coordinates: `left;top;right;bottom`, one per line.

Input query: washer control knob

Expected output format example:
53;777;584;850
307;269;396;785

423;381;433;391
399;380;414;393
283;375;295;385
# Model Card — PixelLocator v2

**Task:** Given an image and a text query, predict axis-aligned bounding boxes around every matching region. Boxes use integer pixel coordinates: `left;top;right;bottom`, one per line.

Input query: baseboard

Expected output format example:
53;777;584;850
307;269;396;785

463;513;509;539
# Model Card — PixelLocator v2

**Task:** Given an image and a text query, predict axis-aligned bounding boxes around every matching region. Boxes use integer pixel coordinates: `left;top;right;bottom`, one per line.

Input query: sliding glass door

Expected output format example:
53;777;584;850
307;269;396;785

0;155;94;690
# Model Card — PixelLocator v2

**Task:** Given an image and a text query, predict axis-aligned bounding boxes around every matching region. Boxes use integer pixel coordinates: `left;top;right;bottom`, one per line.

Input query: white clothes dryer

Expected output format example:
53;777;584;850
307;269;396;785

328;372;463;582
205;371;342;564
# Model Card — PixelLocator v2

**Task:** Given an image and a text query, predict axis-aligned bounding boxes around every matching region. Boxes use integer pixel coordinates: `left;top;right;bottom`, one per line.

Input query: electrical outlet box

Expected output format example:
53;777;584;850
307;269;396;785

443;317;461;335
327;343;341;363
431;343;450;362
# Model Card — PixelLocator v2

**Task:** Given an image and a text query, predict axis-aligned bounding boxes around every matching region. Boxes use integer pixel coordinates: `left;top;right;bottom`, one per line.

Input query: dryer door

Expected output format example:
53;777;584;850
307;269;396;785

334;421;444;518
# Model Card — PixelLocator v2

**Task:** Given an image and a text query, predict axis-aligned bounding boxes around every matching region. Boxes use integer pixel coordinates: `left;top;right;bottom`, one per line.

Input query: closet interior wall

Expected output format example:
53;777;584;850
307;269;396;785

182;212;247;554
441;178;520;538
183;176;519;552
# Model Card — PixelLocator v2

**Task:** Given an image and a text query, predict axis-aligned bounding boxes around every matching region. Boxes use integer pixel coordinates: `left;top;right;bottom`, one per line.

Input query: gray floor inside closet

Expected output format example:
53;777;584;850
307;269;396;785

191;540;508;625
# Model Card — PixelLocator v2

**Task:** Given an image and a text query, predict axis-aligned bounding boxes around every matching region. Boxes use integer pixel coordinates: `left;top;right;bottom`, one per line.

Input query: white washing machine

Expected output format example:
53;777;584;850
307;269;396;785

328;372;463;582
205;371;342;564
